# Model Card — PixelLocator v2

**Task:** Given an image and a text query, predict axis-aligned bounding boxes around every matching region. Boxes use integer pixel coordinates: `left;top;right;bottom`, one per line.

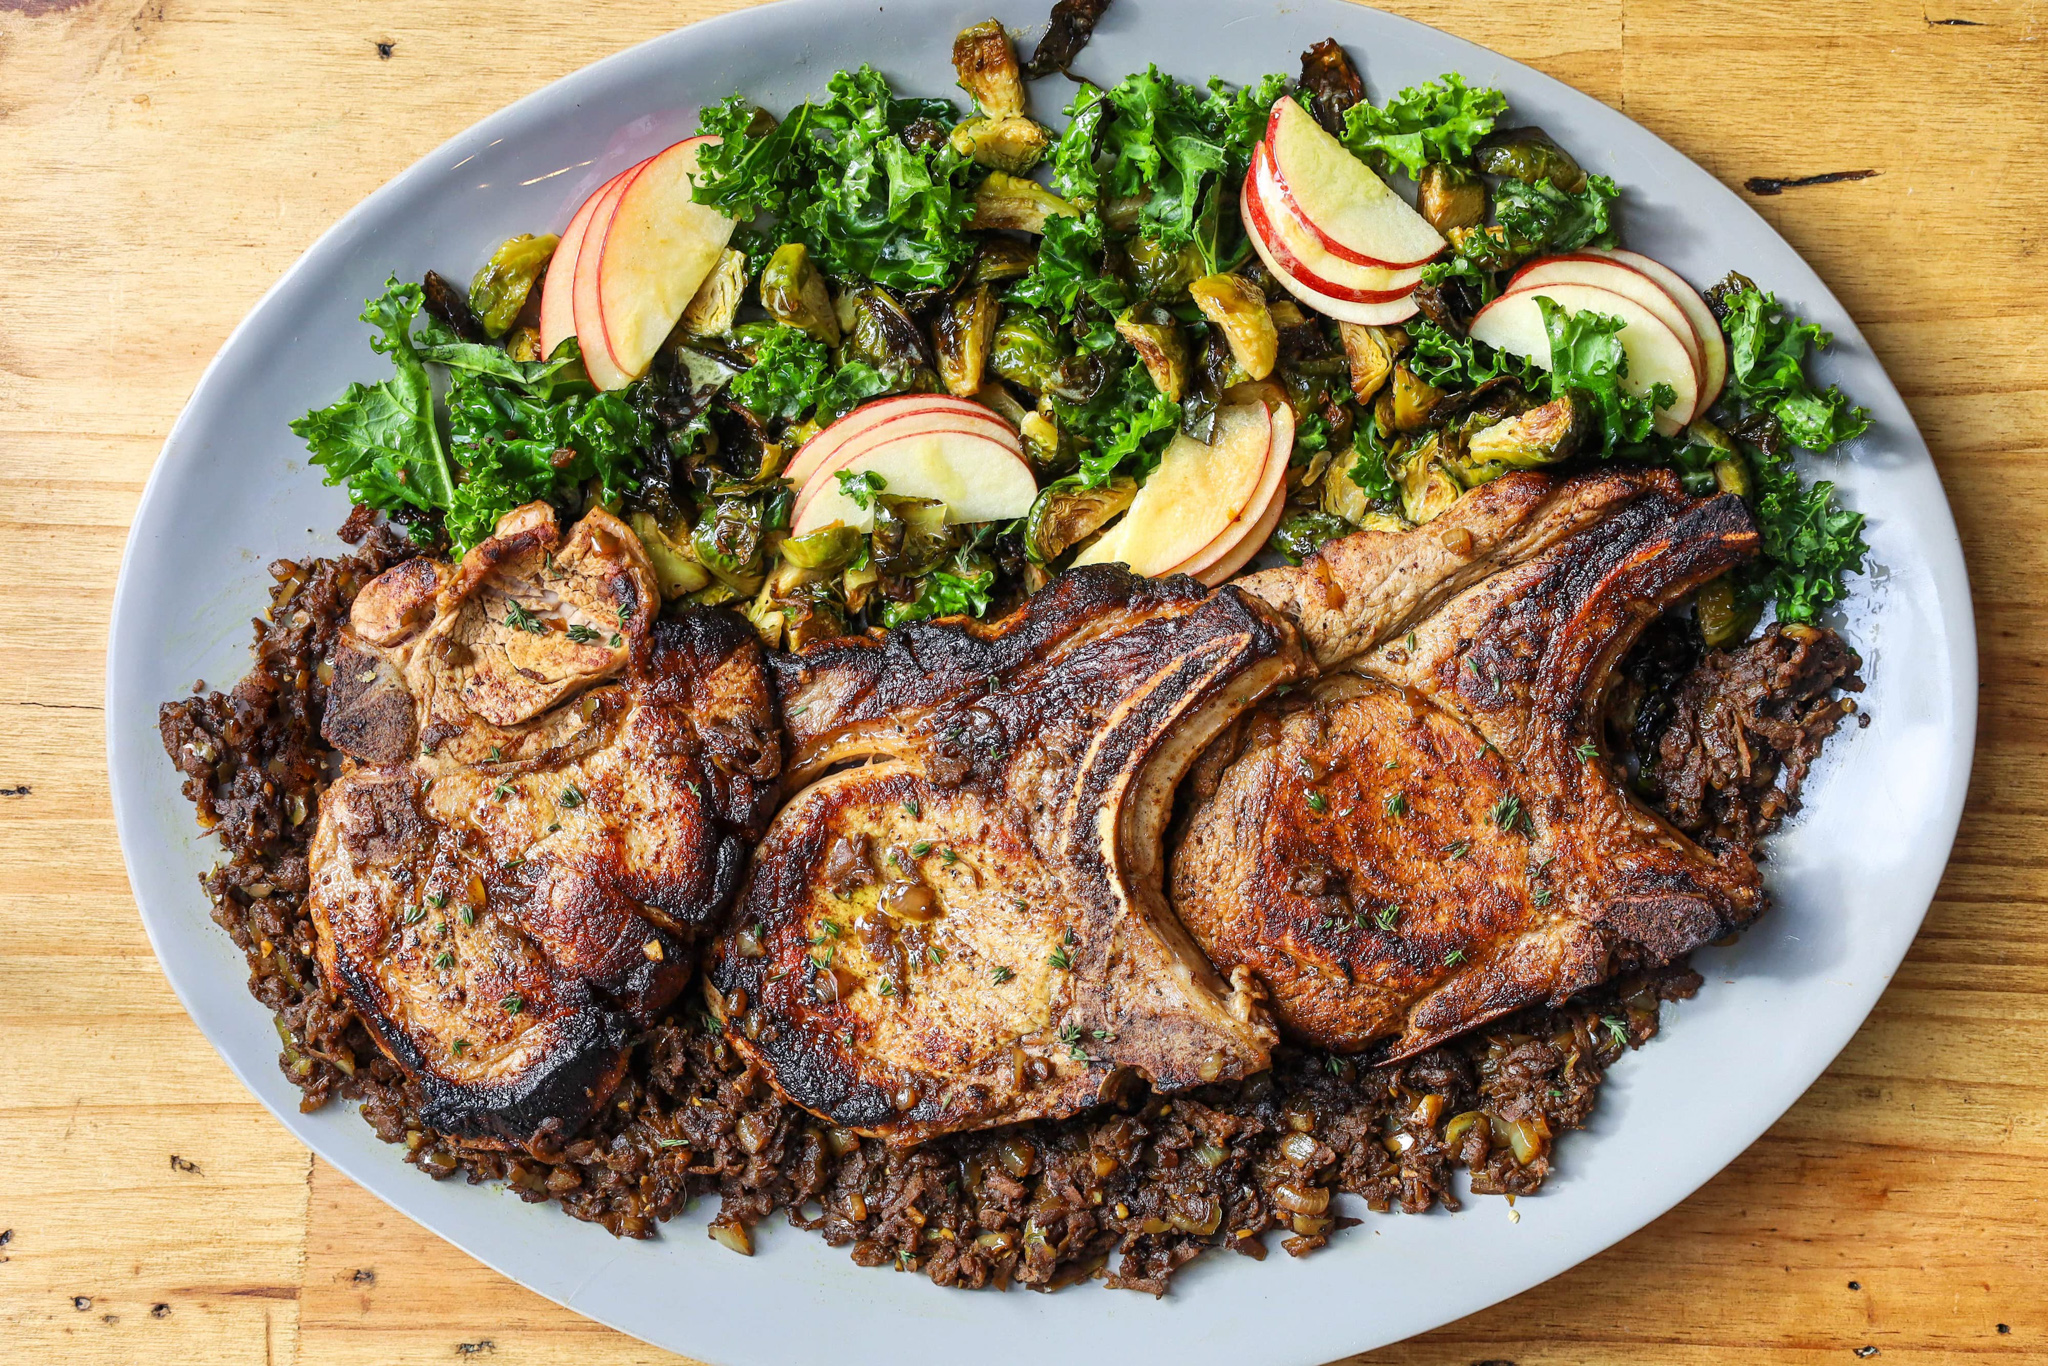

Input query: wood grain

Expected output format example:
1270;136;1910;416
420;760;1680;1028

1;1;2041;1362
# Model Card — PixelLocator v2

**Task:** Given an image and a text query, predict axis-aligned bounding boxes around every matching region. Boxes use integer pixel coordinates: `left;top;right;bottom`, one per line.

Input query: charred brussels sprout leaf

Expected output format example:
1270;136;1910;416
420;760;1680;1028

953;19;1029;118
842;285;938;386
935;285;1000;397
468;234;558;339
970;237;1040;287
1340;73;1507;179
1298;38;1367;136
1473;127;1587;193
1272;509;1354;564
1024;0;1111;79
868;495;958;581
780;524;862;571
1024;476;1137;563
1126;235;1205;301
1114;303;1190;401
1389;364;1445;431
760;243;841;346
692;497;768;592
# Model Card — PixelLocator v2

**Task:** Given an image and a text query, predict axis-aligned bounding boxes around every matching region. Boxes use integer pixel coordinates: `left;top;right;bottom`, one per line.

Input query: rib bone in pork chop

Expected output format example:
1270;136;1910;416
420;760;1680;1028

308;504;777;1146
1173;470;1762;1058
709;567;1308;1144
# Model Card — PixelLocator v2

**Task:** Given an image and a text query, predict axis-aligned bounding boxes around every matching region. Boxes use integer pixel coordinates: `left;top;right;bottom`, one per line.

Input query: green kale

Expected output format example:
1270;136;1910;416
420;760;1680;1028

881;565;997;627
1405;318;1536;390
1340;73;1506;179
1054;356;1183;487
1048;68;1286;251
293;278;453;518
1492;174;1620;254
1534;295;1674;456
1271;509;1353;564
1744;448;1868;623
727;323;893;426
442;375;648;553
1707;274;1870;451
1006;211;1127;326
836;468;887;510
1346;410;1402;511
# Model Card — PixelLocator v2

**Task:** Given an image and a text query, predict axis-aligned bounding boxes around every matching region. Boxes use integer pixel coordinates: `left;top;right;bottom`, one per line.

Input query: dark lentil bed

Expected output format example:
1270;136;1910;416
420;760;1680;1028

157;522;1846;1294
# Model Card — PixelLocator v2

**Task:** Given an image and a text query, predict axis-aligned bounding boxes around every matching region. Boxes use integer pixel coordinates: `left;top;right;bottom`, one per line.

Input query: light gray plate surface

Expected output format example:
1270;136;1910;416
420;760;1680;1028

107;2;1975;1361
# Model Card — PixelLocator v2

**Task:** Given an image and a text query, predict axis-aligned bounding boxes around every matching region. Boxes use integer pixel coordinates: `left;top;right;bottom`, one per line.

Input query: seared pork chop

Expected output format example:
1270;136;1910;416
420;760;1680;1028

709;568;1308;1144
309;504;778;1146
1174;471;1761;1057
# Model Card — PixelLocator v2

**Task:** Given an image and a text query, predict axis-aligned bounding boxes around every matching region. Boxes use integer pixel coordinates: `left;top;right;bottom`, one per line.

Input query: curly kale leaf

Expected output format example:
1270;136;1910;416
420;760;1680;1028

882;565;997;627
1345;408;1402;512
1340;73;1506;179
292;278;454;516
1707;274;1871;452
727;323;894;426
442;375;650;554
1006;211;1129;332
1405;318;1537;390
1743;447;1868;624
1493;174;1620;254
1534;296;1674;456
1053;355;1183;488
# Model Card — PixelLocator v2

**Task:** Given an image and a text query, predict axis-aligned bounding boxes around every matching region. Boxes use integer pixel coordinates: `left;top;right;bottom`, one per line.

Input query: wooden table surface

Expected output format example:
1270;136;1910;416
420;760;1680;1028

3;0;2043;1361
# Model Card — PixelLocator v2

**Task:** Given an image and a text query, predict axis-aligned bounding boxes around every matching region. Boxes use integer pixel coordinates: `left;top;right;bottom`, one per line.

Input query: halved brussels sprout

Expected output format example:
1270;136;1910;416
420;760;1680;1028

1417;164;1486;234
991;309;1067;395
1018;411;1075;476
1127;235;1204;301
1339;322;1401;405
1694;574;1761;649
504;326;543;363
842;559;881;615
952;18;1028;118
868;495;957;580
1354;510;1414;534
1462;393;1589;473
1321;457;1372;523
1114;303;1189;401
970;237;1039;287
1474;127;1587;193
1683;417;1752;498
1398;440;1462;525
629;512;713;598
1025;476;1137;564
970;172;1081;235
469;233;558;338
843;284;936;383
691;497;768;594
973;382;1030;429
949;115;1053;175
680;248;747;338
1390;364;1444;432
780;524;861;572
935;285;1000;397
761;243;840;346
1190;274;1278;382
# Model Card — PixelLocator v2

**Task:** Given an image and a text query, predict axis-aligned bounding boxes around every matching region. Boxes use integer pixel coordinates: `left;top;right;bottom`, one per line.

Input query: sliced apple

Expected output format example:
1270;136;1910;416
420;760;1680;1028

786;394;1015;488
1262;95;1445;270
571;169;642;390
588;135;737;389
794;410;1022;521
1194;472;1287;586
1071;403;1273;576
1467;284;1701;436
1243;189;1420;327
791;428;1035;535
1245;146;1426;302
538;165;635;362
1506;255;1704;405
1170;399;1294;580
1582;247;1727;411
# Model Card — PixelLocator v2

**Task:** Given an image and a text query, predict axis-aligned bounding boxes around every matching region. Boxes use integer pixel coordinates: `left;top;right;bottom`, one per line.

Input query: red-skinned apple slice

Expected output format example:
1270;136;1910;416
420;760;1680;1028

786;394;1015;487
1170;399;1294;580
794;410;1022;519
1468;284;1700;436
1262;96;1444;270
571;169;642;390
1245;146;1425;302
1243;186;1420;326
1195;470;1287;586
538;165;636;362
1506;256;1704;408
1072;403;1273;577
591;135;736;389
1581;247;1727;410
791;427;1035;534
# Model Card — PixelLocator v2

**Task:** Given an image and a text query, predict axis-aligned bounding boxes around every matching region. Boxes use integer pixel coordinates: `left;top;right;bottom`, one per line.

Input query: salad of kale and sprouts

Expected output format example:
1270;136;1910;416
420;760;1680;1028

295;6;1869;656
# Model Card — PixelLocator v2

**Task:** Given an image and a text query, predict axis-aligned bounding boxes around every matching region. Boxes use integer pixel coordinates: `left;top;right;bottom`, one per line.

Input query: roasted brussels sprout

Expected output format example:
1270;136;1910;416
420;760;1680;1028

468;234;558;338
780;524;861;572
935;285;1000;397
1339;322;1402;405
949;115;1054;175
953;18;1029;117
843;284;935;383
1126;235;1204;300
869;495;957;581
680;248;747;338
1018;411;1076;476
970;236;1039;287
504;326;543;363
842;558;881;615
1694;574;1762;649
991;309;1067;395
1681;417;1752;498
1461;393;1589;475
1389;364;1445;432
1320;455;1375;523
1398;441;1462;525
1190;274;1278;381
691;497;768;594
970;172;1081;234
1474;127;1587;193
629;512;713;598
1272;509;1353;564
1298;38;1366;136
1114;303;1190;402
1417;163;1486;234
1024;476;1137;564
761;243;841;346
973;381;1030;429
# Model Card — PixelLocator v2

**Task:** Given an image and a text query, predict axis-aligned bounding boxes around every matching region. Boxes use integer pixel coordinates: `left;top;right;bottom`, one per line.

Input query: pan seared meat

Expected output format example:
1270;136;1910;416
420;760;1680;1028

1174;471;1761;1057
710;567;1309;1144
308;504;778;1147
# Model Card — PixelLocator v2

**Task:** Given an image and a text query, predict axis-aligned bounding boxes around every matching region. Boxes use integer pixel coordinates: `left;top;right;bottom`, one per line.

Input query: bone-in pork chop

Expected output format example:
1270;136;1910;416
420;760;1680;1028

1173;471;1762;1058
308;504;778;1146
708;567;1308;1145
